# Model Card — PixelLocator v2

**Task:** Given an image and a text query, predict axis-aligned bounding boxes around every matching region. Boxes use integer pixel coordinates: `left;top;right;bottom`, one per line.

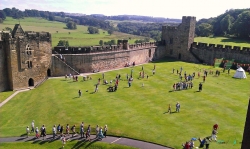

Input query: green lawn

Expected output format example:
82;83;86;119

0;91;14;103
194;37;250;49
0;60;249;149
0;141;136;149
0;17;148;47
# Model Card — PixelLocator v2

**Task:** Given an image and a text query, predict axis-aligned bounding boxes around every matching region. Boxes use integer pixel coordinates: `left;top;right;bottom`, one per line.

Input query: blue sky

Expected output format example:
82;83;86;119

1;0;249;20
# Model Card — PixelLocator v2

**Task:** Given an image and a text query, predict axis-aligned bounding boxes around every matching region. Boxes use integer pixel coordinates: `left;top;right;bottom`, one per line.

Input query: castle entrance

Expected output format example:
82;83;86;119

28;78;34;86
178;53;181;60
47;69;51;77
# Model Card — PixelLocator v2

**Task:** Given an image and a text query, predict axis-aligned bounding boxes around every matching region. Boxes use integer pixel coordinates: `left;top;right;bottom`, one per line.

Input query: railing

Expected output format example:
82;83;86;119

53;54;80;75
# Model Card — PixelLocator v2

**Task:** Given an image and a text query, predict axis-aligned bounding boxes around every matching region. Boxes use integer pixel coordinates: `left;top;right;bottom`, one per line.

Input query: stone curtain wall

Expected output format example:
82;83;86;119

51;46;166;77
0;40;9;91
191;42;250;65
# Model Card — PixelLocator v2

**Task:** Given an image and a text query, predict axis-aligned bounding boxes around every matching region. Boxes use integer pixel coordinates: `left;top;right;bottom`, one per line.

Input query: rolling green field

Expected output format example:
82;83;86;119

194;37;250;49
0;60;249;149
0;17;148;47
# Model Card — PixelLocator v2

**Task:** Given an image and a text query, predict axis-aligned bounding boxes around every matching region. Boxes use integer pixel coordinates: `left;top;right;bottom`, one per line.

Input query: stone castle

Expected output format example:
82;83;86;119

0;16;249;148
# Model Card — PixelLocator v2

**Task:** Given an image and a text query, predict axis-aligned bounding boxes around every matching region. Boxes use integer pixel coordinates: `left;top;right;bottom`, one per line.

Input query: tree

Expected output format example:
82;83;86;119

4;27;12;33
196;23;213;37
48;14;55;21
57;40;69;47
66;21;77;29
87;26;99;34
108;29;114;35
0;10;6;20
220;14;234;35
231;11;250;38
99;40;103;46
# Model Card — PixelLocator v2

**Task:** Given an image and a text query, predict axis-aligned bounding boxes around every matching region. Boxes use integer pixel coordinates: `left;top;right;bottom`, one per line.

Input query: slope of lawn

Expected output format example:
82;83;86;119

0;60;249;149
194;37;250;48
0;17;148;47
0;91;14;103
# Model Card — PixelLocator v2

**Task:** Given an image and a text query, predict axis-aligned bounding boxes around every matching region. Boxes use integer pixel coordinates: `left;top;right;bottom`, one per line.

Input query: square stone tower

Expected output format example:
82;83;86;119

0;24;52;91
162;16;196;62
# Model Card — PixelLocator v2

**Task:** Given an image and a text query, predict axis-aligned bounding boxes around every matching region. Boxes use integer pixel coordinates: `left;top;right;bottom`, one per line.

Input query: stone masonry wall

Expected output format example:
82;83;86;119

241;98;250;149
191;42;250;65
0;41;9;91
51;47;166;77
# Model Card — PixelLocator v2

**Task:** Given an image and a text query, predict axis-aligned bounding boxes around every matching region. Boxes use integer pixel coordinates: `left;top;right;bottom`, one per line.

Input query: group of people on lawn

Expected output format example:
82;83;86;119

182;124;219;149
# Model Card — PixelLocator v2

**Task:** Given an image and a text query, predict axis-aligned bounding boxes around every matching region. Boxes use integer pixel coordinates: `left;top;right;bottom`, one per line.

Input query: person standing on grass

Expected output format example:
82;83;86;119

228;68;230;74
173;68;175;73
57;124;61;134
52;125;57;139
95;84;99;93
103;125;108;138
86;125;91;141
31;120;35;133
176;102;180;113
78;90;82;97
98;127;105;140
203;76;206;82
199;83;203;92
26;126;30;138
102;73;105;80
80;125;84;138
167;104;171;114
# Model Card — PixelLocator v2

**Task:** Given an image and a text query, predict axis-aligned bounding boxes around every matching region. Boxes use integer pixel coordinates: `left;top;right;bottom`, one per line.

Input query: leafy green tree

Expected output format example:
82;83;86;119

3;8;12;16
0;10;6;20
99;40;103;46
49;14;55;21
196;23;213;37
57;40;69;47
66;21;77;29
220;14;234;35
231;10;250;38
110;40;116;45
87;26;99;34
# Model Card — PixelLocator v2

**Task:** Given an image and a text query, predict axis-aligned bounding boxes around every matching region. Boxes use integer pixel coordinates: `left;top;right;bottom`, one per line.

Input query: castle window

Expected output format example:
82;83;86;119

169;38;173;44
26;44;32;55
27;61;33;68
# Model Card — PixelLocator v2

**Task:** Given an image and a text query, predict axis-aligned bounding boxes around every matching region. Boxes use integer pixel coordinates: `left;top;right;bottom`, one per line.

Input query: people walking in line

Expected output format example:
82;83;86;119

40;125;46;140
98;127;105;140
199;83;203;92
71;125;76;137
66;124;70;136
35;127;39;138
60;135;66;148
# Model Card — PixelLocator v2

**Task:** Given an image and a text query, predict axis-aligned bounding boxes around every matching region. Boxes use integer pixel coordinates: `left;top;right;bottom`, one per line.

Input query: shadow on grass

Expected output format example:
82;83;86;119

90;92;96;94
25;137;37;142
20;133;27;137
39;140;47;145
72;139;88;149
68;81;76;83
32;140;41;144
85;139;98;148
194;91;201;93
123;87;130;88
72;97;79;99
61;80;67;81
220;38;250;44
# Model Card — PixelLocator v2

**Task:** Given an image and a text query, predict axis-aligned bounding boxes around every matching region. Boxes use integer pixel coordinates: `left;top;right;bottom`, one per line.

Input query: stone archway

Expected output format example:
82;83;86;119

178;53;181;60
28;78;34;86
47;69;51;77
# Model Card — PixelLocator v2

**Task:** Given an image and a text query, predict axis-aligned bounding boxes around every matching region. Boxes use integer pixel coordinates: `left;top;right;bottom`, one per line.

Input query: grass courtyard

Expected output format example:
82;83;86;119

0;60;249;149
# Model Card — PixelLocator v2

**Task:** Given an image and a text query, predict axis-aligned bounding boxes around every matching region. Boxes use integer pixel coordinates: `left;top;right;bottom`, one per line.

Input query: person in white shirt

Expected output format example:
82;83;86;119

52;125;57;139
26;126;30;138
60;135;66;148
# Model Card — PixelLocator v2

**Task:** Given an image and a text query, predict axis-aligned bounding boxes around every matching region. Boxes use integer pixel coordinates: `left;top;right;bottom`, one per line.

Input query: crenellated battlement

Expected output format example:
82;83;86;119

192;42;250;53
53;41;156;54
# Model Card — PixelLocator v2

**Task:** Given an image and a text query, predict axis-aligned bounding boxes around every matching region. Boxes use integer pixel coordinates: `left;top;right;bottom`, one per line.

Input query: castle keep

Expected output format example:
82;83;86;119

0;24;52;91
